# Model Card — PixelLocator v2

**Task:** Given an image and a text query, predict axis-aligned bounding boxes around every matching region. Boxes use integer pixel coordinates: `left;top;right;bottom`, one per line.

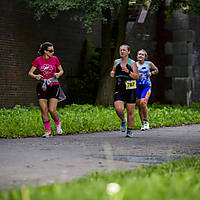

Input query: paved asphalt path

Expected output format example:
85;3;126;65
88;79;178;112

0;124;200;190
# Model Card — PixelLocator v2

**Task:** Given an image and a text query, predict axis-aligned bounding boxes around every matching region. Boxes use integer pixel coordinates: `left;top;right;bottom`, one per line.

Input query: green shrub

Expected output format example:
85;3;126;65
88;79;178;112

1;103;200;138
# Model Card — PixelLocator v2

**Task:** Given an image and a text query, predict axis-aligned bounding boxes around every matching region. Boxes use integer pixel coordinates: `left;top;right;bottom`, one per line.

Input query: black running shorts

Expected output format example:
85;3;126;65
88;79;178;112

36;83;60;100
114;89;137;104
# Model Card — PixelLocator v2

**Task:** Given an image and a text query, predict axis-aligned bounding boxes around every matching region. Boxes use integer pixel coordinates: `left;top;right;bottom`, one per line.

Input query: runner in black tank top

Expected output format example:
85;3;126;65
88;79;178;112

110;44;139;137
115;57;136;100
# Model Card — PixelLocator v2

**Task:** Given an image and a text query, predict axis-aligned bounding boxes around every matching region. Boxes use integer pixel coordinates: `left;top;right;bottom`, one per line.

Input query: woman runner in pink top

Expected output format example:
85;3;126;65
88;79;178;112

28;42;64;138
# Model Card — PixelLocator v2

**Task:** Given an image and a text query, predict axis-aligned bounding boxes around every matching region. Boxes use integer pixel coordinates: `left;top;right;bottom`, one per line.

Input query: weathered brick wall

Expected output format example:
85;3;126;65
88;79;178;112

189;16;200;102
127;6;200;105
164;11;199;105
0;0;101;108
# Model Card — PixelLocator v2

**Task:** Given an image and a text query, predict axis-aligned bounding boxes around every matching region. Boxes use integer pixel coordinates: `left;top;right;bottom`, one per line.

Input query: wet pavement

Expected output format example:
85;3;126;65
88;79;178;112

91;154;180;164
0;124;200;190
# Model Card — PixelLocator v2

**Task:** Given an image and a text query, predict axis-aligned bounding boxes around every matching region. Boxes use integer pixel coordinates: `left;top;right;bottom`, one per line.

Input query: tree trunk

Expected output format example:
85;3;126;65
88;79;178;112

95;1;128;106
114;0;128;59
95;8;114;106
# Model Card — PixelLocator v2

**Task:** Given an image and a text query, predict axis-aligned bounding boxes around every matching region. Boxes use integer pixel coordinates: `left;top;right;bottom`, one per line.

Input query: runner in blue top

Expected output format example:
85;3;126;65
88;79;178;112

110;44;139;137
136;49;158;131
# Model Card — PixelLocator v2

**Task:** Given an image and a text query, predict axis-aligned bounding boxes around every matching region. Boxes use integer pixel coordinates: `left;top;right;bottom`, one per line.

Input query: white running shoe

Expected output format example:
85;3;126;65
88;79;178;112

56;124;63;135
144;121;150;130
42;131;52;138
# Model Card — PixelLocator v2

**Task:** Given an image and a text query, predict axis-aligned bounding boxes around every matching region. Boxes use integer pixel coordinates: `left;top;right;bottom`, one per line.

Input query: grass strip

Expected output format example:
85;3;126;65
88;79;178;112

0;157;200;200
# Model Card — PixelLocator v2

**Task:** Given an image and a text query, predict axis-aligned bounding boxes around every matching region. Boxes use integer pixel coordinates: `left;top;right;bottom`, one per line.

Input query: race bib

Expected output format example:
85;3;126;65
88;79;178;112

125;80;136;90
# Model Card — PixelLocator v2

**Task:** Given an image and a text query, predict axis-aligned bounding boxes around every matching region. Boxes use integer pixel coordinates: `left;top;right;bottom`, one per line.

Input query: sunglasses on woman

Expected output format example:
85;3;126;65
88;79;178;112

46;49;54;53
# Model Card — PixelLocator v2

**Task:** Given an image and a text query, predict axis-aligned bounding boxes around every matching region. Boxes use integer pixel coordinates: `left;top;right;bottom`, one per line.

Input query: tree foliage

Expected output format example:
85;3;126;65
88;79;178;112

151;0;200;16
25;0;200;33
168;0;200;15
24;0;122;32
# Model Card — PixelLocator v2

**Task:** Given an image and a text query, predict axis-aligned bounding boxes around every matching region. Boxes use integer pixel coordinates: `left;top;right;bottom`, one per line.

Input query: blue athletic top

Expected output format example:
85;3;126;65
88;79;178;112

136;61;152;87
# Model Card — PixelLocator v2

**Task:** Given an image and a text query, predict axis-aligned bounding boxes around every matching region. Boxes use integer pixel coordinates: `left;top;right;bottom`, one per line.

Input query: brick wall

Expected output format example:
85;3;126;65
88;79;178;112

190;16;200;102
0;0;101;108
164;11;198;105
127;6;200;105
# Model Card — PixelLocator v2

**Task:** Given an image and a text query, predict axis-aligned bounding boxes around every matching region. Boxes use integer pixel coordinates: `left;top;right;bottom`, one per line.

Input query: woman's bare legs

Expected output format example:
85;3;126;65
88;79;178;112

114;100;126;121
126;103;136;129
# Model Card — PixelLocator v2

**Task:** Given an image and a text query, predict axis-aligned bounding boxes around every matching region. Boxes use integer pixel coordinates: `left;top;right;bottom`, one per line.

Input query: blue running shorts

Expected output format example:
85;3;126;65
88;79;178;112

136;87;151;102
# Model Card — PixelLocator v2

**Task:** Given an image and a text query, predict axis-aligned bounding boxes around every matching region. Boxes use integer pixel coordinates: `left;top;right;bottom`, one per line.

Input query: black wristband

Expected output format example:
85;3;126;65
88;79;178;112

128;70;131;74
